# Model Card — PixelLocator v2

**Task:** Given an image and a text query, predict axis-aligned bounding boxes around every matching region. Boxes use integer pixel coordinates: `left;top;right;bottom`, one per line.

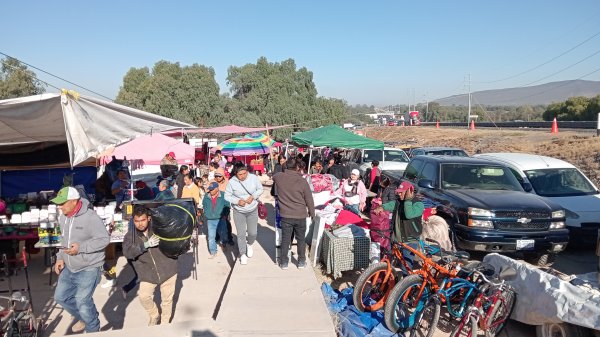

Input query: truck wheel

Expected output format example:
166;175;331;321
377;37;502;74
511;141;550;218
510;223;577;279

525;253;556;267
536;322;591;337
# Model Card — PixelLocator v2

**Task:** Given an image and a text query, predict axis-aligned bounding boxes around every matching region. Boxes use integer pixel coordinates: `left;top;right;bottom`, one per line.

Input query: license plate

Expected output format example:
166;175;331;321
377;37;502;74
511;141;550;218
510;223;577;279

516;239;535;250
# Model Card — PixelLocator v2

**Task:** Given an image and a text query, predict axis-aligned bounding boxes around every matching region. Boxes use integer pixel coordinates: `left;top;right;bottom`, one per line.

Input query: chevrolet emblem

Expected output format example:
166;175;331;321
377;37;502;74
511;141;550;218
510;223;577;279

517;218;531;224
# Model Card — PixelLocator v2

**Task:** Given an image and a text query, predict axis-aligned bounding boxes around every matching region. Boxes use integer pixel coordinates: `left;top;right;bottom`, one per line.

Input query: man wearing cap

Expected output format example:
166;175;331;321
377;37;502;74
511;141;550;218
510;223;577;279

161;152;178;166
374;181;424;242
272;160;315;269
52;187;110;333
202;182;230;258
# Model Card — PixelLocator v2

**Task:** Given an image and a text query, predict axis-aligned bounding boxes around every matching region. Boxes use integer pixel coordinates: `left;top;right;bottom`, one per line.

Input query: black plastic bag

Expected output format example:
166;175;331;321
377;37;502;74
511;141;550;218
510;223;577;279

150;199;196;258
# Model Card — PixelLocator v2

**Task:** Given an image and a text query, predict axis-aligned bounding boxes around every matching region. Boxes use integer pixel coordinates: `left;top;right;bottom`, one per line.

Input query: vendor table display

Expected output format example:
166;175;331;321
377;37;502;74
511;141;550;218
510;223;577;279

321;229;370;279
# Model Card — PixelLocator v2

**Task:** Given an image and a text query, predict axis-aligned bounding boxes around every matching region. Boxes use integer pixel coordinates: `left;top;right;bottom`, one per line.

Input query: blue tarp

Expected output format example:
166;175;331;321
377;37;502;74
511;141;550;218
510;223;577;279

321;283;400;337
1;167;97;198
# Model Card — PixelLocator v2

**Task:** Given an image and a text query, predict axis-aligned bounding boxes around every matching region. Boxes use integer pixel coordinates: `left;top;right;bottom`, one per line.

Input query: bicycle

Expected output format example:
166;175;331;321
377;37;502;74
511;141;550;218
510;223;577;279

353;229;441;312
0;254;42;337
409;264;496;337
383;238;471;333
450;265;517;337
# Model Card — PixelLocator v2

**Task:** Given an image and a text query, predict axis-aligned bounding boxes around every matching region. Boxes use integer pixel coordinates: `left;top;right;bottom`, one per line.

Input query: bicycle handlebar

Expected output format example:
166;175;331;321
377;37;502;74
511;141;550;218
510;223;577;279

473;270;505;287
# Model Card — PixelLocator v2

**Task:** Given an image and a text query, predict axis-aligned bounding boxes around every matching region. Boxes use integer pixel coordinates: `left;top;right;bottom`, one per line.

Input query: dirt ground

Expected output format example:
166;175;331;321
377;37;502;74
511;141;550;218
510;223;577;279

363;126;600;187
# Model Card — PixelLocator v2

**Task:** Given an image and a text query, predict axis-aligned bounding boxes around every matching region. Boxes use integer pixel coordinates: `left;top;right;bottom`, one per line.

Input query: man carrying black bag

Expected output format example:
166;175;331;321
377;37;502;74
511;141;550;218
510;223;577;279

123;206;178;326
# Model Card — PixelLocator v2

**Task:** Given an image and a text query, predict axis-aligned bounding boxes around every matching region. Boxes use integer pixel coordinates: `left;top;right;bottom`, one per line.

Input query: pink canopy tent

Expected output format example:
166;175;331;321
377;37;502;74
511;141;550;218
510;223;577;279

105;133;195;169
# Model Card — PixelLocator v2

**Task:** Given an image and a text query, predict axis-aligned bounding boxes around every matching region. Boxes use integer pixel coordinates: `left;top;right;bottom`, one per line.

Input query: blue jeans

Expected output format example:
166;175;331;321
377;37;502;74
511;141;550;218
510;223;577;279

54;266;102;332
345;203;360;215
207;219;228;255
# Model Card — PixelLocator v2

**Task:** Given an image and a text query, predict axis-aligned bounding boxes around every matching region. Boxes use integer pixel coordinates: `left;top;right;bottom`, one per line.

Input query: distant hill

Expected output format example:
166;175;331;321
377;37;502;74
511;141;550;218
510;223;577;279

434;80;600;106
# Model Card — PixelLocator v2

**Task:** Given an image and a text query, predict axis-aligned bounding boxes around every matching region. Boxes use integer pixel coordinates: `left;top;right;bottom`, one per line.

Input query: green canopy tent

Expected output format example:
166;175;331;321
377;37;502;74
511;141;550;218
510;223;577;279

291;125;384;168
291;125;383;149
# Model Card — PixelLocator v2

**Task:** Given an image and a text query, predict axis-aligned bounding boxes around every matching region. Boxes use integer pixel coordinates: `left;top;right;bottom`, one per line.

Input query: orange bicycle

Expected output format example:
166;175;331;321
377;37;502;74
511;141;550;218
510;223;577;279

383;239;471;333
353;230;445;312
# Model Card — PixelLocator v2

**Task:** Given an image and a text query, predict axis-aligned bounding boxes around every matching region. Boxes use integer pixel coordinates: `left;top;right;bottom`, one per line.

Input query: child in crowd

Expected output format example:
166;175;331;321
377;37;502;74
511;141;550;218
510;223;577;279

202;182;230;258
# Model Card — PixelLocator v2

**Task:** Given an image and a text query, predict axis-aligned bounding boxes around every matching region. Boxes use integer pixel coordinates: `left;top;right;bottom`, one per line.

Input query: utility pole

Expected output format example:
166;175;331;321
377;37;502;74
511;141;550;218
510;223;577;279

467;74;472;128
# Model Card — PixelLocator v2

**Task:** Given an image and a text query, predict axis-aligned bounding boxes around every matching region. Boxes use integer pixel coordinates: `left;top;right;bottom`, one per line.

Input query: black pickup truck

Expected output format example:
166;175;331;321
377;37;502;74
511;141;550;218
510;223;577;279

382;156;569;266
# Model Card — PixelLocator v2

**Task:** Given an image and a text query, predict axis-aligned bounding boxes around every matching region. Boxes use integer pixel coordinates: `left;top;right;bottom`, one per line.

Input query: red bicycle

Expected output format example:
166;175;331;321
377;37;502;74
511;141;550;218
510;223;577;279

450;265;517;337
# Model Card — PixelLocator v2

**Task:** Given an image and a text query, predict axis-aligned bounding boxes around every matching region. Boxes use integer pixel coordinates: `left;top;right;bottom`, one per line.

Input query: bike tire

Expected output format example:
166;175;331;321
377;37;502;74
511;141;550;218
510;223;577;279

485;287;516;337
450;312;478;337
384;274;427;333
410;295;441;337
353;262;397;312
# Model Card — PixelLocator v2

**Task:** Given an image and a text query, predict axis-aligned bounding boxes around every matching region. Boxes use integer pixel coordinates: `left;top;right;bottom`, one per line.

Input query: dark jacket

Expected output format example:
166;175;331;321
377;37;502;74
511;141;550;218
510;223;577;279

327;164;345;180
202;191;230;219
176;173;185;198
123;223;178;285
272;170;315;219
381;184;397;205
273;163;284;174
382;198;424;243
155;189;175;201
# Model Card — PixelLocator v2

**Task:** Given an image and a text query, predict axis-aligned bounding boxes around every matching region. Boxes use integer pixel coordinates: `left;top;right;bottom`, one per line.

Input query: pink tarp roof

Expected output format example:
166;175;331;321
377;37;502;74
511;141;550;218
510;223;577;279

104;133;195;168
162;124;291;135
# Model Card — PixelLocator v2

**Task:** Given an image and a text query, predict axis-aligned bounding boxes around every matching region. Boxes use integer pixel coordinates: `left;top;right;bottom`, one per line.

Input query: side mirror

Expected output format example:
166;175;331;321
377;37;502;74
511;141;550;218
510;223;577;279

522;182;533;192
418;179;434;189
498;266;517;281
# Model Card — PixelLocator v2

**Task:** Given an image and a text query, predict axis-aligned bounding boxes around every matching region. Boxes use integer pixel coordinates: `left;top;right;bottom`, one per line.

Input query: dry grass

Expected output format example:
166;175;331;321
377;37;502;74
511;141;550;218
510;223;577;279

365;126;600;187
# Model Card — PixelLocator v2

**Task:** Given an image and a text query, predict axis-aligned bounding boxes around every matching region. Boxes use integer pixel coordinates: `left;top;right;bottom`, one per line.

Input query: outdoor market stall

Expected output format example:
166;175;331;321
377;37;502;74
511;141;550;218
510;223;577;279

274;125;385;276
0;91;194;279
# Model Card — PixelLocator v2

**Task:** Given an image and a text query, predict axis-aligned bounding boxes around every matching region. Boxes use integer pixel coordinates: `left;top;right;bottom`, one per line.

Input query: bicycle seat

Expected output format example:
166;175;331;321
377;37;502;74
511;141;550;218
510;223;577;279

453;251;470;260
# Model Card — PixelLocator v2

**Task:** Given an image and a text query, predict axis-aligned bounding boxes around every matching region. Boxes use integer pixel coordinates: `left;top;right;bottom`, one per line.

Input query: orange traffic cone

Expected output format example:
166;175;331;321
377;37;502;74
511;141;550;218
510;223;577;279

436;120;440;129
551;117;559;133
470;119;475;130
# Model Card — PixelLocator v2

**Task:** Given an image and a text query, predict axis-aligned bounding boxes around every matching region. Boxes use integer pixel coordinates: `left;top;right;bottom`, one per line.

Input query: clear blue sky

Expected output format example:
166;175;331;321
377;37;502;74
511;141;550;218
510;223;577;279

3;0;600;105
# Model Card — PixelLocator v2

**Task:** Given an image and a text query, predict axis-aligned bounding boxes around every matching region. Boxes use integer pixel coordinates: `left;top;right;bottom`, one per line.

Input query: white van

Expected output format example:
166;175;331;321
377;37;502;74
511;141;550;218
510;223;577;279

475;152;600;244
350;147;410;174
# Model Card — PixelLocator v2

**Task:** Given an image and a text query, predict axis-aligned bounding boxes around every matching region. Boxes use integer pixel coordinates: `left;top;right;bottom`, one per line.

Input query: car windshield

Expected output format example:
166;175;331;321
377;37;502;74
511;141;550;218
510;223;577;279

441;164;523;191
524;168;598;197
384;150;409;162
425;149;468;157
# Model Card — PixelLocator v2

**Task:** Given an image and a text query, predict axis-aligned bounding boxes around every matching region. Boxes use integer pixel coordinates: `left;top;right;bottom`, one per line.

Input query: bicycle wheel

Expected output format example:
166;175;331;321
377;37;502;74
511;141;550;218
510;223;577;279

353;262;396;312
450;312;477;337
484;288;516;337
384;274;428;333
410;295;441;337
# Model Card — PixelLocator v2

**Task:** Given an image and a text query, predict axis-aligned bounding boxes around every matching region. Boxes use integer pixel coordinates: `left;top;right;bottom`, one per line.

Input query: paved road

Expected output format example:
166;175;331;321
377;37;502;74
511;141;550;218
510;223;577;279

20;187;335;336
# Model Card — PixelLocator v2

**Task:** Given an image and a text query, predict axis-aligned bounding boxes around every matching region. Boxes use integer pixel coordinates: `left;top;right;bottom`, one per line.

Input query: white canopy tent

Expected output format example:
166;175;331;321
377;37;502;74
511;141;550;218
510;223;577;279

0;91;194;169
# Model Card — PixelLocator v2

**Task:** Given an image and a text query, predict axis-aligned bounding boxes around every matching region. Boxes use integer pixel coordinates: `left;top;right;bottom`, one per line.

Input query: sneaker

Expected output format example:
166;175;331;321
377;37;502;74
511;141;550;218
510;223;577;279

297;261;307;269
240;254;248;265
100;279;115;289
208;253;217;259
72;320;86;333
279;262;289;270
246;244;254;258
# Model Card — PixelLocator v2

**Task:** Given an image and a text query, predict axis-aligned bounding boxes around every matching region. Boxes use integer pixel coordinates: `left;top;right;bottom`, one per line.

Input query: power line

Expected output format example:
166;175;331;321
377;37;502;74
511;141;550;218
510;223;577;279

476;9;600;79
520;48;600;86
0;58;62;92
476;29;600;84
0;51;114;101
488;65;600;104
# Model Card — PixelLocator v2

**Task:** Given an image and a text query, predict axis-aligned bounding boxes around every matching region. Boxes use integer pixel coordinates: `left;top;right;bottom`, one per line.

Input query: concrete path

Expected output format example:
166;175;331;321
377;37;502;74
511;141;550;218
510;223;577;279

14;187;335;336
